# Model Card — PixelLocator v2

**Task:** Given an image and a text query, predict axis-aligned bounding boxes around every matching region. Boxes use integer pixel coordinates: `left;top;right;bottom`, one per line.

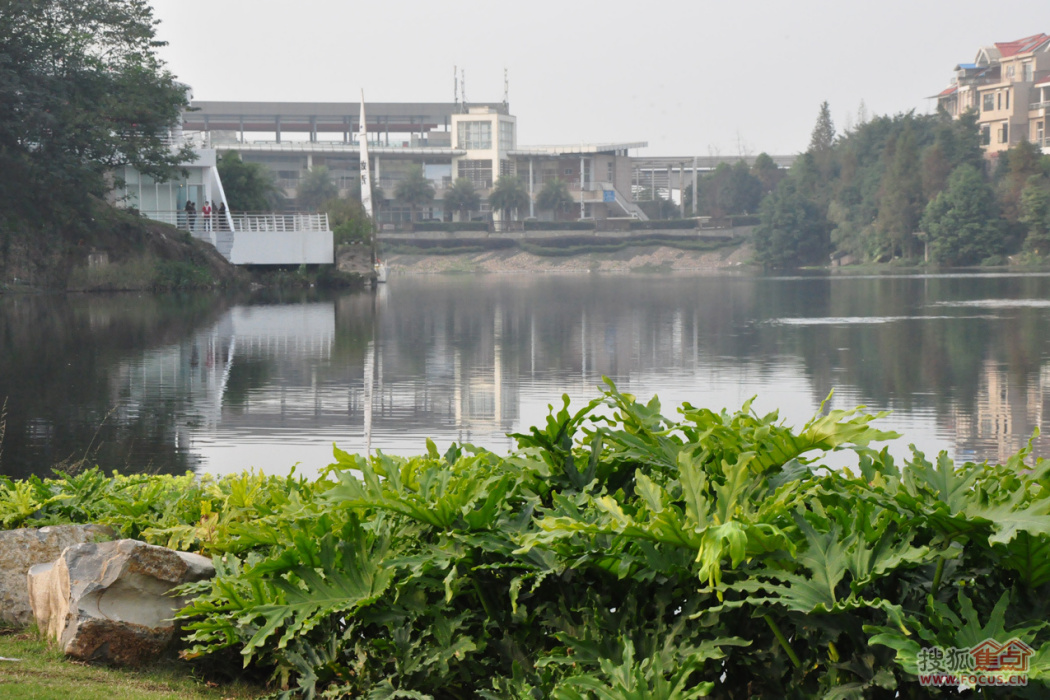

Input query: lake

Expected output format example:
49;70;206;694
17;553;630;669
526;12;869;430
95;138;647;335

2;271;1049;479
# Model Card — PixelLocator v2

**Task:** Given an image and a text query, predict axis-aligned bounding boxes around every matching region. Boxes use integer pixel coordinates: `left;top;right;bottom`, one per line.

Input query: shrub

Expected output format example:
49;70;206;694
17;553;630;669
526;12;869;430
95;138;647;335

5;383;1050;697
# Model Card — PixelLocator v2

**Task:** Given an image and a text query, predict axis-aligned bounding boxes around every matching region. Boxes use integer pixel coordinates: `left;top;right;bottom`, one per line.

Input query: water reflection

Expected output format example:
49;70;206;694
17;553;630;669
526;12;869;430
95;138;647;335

2;273;1050;478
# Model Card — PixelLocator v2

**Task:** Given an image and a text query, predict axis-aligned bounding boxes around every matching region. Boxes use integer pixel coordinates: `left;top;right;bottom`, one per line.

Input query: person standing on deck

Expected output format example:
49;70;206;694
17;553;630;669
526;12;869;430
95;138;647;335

202;200;213;232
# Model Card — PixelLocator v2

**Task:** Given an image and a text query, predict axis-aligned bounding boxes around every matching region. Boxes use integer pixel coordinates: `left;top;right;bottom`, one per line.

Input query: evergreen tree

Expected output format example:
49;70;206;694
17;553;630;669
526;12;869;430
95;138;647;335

1020;176;1050;256
218;152;280;211
394;166;435;222
488;177;530;222
536;179;574;219
443;178;480;222
297;167;338;211
921;165;1003;266
809;102;836;158
751;153;783;195
0;0;192;223
876;125;923;258
997;141;1048;222
754;176;828;268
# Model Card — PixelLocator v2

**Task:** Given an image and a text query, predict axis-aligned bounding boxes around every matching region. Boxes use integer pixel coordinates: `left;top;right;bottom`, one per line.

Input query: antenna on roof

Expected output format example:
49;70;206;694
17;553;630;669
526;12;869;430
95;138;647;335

503;68;509;110
461;68;467;111
454;65;459;110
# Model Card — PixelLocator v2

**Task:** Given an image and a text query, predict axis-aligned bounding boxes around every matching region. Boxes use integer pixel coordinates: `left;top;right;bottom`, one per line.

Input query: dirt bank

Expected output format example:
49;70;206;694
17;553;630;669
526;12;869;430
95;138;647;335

1;199;242;291
386;241;754;274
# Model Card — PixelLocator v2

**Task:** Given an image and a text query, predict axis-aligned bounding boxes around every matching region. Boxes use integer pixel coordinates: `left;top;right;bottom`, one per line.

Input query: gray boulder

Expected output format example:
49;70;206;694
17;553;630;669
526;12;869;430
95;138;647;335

0;524;113;626
27;539;214;665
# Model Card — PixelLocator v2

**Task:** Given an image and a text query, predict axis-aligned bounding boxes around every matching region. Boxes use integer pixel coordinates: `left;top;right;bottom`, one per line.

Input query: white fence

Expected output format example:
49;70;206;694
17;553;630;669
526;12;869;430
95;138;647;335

136;210;329;234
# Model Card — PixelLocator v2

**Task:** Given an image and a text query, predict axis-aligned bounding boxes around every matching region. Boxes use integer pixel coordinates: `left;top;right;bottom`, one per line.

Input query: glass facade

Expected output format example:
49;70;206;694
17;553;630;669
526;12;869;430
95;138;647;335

499;120;515;150
457;121;492;150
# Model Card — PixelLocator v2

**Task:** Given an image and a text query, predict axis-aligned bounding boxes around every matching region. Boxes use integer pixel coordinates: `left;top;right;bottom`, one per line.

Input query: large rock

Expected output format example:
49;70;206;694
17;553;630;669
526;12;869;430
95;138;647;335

27;539;214;665
0;524;113;626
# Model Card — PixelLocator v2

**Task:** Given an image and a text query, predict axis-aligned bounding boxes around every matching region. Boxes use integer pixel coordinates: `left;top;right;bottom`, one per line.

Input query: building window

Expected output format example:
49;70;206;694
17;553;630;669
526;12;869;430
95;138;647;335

607;161;615;182
1006;90;1010;110
563;168;572;176
498;121;515;150
997;92;1002;110
1038;121;1045;144
499;159;513;177
1024;62;1034;82
983;93;995;112
981;125;991;145
457;159;493;189
999;123;1009;144
457;121;492;150
1006;64;1015;79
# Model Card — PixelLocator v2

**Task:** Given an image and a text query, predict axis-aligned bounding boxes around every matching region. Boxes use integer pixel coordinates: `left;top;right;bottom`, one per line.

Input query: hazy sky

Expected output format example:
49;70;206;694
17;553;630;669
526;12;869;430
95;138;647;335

150;0;1047;156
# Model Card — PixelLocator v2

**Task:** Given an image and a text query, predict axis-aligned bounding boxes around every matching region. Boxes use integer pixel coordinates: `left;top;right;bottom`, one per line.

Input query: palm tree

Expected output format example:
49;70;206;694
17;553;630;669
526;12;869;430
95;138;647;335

296;166;338;210
443;178;480;222
394;166;435;222
536;178;574;220
488;176;530;222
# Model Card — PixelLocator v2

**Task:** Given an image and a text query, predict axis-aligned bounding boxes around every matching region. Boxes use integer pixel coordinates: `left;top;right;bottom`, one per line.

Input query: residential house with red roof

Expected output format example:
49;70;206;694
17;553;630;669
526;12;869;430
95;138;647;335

935;33;1050;157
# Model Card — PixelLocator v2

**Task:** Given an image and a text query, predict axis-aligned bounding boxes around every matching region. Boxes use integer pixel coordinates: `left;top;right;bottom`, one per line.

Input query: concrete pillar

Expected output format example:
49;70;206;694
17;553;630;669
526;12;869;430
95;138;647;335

310;117;317;143
276;116;281;144
580;155;585;219
529;158;534;218
679;163;685;218
692;156;698;216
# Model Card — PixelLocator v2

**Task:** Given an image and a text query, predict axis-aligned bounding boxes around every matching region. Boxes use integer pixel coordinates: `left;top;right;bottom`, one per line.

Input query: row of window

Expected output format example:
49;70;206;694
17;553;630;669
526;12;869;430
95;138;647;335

980;123;1009;146
456;120;517;150
982;90;1010;112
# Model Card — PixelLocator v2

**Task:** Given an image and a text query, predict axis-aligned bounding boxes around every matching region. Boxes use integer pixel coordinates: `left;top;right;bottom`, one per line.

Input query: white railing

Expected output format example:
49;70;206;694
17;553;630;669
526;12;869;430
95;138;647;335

133;210;328;233
232;212;330;233
1029;101;1050;110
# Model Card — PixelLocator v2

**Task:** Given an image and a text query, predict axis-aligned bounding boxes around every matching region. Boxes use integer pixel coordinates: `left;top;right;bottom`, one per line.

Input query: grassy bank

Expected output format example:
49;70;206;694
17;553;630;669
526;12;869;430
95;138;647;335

0;629;260;699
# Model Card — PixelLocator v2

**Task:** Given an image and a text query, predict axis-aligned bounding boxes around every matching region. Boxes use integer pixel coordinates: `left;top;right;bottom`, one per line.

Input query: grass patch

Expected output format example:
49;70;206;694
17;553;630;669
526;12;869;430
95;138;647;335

0;629;261;699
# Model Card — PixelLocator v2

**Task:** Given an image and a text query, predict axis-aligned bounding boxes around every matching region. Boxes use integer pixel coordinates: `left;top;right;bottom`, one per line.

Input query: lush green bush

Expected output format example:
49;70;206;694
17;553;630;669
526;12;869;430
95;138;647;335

5;383;1050;698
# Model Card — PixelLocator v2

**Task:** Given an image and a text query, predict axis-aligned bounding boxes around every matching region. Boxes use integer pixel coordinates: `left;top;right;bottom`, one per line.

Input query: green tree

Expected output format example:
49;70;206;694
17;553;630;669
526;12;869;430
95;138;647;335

808;101;837;179
326;197;372;245
1020;175;1050;256
921;164;1003;266
751;153;783;195
0;0;193;223
488;176;530;222
217;152;280;211
997;141;1049;222
536;179;574;219
297;166;338;211
442;178;480;222
394;166;435;222
753;176;828;268
875;125;923;259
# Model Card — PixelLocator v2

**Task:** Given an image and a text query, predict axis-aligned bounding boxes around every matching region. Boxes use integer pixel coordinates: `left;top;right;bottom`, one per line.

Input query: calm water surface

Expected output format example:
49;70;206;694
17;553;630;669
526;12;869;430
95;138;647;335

2;272;1049;478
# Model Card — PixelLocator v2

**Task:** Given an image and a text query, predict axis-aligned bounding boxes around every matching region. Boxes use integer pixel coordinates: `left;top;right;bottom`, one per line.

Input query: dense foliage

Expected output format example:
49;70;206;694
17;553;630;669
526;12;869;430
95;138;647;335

754;103;1050;269
0;0;192;224
5;384;1050;698
218;152;282;212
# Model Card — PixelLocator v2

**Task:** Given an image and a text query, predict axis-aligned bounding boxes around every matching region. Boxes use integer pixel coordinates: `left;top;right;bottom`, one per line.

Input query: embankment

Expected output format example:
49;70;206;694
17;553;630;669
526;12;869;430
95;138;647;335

382;226;754;273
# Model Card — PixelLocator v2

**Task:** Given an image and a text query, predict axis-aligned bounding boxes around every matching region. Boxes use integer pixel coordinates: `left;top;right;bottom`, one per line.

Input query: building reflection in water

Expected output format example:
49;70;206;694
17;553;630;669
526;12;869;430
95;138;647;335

99;274;1050;476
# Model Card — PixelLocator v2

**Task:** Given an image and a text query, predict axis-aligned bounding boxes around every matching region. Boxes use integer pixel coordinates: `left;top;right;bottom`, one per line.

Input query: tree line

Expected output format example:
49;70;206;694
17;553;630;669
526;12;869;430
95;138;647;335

754;102;1050;268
